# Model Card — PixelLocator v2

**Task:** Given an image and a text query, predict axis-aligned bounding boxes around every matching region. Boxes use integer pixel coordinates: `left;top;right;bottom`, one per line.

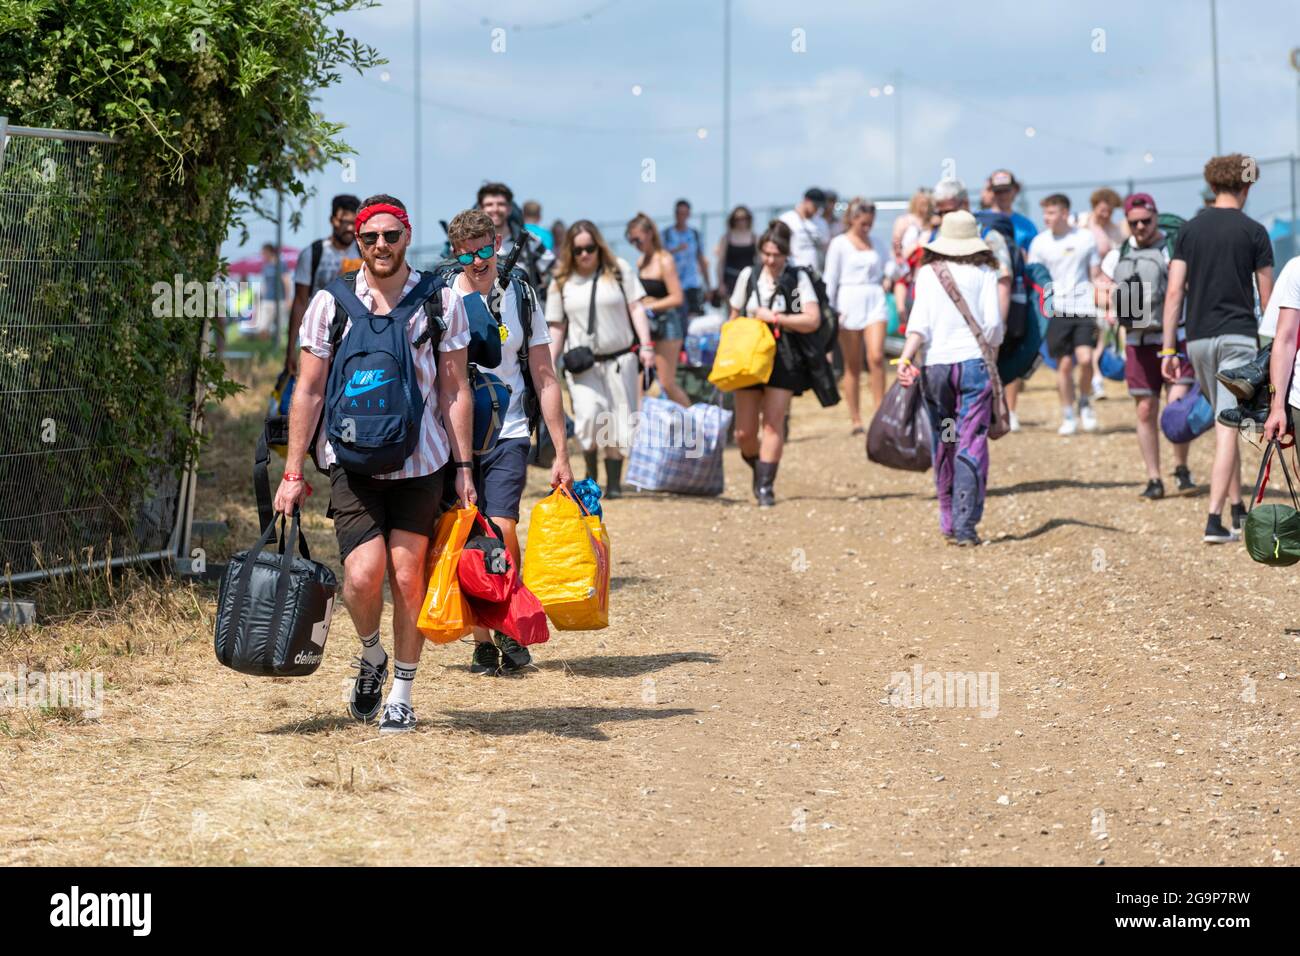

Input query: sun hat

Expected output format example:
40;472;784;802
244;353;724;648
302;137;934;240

922;210;989;257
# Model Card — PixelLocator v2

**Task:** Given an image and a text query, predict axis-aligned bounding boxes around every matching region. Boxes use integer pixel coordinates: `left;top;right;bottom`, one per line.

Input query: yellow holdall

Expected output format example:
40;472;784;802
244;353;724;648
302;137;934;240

416;507;477;643
522;486;610;630
708;316;775;391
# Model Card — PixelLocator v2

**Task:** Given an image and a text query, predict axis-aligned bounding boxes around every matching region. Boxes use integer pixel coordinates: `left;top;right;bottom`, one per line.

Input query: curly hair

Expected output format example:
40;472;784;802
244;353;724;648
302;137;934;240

1090;188;1122;209
1204;153;1258;194
920;249;998;269
446;209;495;249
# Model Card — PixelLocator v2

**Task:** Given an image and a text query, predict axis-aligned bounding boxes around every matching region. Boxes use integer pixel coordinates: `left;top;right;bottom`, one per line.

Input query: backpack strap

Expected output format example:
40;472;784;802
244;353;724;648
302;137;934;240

309;238;324;291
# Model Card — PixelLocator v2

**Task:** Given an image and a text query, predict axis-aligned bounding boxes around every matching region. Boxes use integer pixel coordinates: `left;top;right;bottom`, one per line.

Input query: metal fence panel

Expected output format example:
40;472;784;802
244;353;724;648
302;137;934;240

0;119;194;581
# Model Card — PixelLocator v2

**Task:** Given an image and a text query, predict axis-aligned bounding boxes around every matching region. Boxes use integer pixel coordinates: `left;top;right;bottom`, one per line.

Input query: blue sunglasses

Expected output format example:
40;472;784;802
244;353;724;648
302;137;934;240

455;244;494;266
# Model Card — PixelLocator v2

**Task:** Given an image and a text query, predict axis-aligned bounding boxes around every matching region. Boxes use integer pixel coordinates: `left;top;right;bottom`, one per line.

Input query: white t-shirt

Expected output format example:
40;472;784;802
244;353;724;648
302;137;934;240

292;238;363;295
779;210;830;271
1255;256;1300;408
729;265;818;317
824;233;885;300
544;257;646;354
1027;227;1100;318
453;274;551;441
906;262;1003;366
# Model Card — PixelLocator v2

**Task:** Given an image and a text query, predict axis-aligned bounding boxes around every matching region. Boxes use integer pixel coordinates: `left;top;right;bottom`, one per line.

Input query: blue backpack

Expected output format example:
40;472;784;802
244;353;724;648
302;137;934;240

322;271;445;475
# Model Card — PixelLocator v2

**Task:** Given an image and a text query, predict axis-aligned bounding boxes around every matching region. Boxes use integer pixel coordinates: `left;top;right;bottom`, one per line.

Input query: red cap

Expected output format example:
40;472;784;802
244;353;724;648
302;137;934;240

1123;192;1158;215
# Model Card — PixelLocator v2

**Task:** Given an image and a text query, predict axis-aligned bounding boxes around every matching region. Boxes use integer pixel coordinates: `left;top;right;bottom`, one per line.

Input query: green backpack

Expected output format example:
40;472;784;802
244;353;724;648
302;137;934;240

1244;440;1300;566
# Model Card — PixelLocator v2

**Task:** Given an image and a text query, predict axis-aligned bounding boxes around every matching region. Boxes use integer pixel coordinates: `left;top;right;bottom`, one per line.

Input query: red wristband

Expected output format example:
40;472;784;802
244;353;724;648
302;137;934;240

283;472;303;482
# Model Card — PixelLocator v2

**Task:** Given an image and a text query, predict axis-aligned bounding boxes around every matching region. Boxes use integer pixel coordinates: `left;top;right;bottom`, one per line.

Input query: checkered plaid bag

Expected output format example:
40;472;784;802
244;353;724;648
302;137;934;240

626;396;732;496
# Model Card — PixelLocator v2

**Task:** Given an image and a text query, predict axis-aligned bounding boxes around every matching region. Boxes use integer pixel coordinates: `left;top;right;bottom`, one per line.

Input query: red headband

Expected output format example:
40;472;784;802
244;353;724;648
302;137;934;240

355;202;411;235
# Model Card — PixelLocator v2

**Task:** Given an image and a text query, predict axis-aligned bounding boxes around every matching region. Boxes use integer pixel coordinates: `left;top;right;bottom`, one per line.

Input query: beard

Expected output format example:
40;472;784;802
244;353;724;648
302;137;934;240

364;245;406;279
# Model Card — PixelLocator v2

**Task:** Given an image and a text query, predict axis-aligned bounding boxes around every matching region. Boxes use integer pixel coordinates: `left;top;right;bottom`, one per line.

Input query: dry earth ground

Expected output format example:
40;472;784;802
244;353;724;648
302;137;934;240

2;361;1298;866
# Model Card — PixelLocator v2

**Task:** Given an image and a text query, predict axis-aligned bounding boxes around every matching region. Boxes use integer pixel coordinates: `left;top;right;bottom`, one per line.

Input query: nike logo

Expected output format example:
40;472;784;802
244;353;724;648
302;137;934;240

344;371;391;396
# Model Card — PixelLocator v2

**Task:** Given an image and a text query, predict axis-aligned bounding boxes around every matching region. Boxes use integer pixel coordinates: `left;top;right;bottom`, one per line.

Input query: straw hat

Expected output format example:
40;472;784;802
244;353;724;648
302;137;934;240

921;210;989;257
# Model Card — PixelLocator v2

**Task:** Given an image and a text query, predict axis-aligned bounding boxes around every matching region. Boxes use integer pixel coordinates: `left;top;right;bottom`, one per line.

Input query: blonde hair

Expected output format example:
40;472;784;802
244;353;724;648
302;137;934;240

625;212;664;254
553;219;622;288
842;196;876;229
908;188;933;221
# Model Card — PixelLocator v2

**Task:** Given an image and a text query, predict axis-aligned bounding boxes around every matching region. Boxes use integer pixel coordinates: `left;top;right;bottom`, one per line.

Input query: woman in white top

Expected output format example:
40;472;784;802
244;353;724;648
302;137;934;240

728;219;821;507
890;188;933;325
545;220;654;498
896;210;1004;546
825;197;889;432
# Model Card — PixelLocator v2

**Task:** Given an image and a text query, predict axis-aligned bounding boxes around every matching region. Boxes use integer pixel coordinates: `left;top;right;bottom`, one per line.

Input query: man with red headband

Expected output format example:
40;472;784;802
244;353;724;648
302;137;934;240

275;193;475;735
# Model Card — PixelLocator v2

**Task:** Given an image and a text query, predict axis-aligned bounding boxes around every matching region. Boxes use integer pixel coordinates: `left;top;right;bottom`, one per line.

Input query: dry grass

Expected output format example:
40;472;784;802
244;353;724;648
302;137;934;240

2;357;1299;866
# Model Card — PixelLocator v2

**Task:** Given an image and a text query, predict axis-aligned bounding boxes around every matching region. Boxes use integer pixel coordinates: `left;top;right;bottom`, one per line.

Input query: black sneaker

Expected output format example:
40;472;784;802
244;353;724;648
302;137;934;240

1139;478;1165;501
470;640;501;676
1173;466;1197;496
348;654;388;723
379;701;417;734
495;632;533;673
1231;503;1247;535
1203;515;1237;544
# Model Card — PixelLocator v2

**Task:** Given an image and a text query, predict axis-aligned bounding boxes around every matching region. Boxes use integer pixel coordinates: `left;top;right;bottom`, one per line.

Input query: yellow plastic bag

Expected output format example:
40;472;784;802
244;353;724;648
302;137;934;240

416;507;477;643
708;316;775;391
522;486;610;630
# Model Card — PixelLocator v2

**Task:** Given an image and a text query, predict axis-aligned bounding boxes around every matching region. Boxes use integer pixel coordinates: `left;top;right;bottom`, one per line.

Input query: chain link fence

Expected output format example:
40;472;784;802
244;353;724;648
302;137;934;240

0;118;198;582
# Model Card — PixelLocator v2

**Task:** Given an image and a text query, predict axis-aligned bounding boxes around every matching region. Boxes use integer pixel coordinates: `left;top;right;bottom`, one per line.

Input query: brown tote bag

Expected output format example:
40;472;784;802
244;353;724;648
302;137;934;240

931;261;1011;441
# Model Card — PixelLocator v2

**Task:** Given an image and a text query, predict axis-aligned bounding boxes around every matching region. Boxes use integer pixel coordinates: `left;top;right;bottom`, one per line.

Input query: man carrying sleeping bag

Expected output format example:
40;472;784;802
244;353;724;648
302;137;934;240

274;194;476;735
442;209;574;675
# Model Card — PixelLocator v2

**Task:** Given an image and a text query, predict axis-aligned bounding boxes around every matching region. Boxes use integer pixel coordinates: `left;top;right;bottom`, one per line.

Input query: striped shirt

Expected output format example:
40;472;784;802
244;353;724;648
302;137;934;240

299;268;470;479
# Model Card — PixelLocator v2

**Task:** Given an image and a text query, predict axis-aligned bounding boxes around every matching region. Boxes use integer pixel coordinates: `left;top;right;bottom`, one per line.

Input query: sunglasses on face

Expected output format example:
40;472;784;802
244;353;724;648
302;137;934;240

573;244;598;256
1128;215;1154;227
358;228;404;247
625;234;644;246
454;243;495;265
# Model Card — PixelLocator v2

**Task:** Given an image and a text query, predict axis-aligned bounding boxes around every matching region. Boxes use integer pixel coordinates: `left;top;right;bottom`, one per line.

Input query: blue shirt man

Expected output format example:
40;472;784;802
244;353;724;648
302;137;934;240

662;199;709;315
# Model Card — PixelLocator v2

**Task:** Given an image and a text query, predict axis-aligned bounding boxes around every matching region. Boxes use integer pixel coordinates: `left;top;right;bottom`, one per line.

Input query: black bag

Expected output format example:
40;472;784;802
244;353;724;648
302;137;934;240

214;512;338;677
866;378;933;472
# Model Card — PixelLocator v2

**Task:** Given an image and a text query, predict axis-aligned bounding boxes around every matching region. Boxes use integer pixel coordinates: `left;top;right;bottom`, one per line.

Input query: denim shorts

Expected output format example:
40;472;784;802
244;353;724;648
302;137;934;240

649;307;686;343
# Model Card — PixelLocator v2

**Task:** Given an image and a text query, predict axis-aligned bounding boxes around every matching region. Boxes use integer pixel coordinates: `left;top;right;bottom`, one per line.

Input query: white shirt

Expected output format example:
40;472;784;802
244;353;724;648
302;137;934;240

729;265;818;316
1027;227;1100;317
824;233;885;309
906;262;1003;365
452;275;551;441
544;257;646;354
779;210;830;271
1256;256;1300;408
299;268;471;478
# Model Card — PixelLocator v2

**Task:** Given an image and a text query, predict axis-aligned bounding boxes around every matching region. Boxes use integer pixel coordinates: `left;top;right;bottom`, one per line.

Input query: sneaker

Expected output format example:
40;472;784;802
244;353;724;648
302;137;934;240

1203;515;1238;544
1231;503;1247;535
348;654;388;723
379;701;417;734
1008;410;1021;433
1079;405;1099;432
1058;417;1078;436
1139;479;1165;501
1173;466;1197;496
470;640;501;676
955;534;982;547
495;632;533;673
1091;377;1106;401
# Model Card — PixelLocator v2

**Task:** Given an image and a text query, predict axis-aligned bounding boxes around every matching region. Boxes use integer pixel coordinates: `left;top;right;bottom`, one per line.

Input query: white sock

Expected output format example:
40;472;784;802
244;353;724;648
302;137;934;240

359;629;386;667
1061;406;1076;421
387;660;417;707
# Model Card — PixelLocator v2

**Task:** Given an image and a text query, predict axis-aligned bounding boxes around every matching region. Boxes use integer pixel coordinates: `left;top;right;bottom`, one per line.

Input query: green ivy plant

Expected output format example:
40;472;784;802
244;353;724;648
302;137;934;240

0;0;381;572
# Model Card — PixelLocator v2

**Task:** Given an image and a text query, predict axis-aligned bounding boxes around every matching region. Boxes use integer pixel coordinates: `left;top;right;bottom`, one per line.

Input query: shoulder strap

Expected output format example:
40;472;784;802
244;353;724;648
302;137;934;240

744;267;759;316
514;276;534;363
309;238;324;289
326;270;360;352
414;278;447;350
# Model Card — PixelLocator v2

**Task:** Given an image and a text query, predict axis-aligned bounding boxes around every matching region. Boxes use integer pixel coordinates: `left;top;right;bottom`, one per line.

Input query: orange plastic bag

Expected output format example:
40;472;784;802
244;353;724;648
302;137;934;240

416;507;477;643
522;486;610;630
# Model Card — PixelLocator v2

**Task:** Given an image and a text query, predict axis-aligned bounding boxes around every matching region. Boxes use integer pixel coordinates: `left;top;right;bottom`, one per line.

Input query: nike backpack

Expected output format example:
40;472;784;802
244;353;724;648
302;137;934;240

322;271;442;475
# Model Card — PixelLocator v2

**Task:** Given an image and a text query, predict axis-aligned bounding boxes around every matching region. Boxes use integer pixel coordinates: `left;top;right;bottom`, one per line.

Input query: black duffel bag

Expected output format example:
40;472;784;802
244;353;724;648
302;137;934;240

214;511;338;677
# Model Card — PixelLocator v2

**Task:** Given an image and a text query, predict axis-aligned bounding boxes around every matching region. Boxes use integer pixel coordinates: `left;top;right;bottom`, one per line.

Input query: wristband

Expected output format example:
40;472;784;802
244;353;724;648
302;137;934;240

892;357;912;368
453;461;474;470
1157;348;1177;357
283;472;304;482
638;343;653;351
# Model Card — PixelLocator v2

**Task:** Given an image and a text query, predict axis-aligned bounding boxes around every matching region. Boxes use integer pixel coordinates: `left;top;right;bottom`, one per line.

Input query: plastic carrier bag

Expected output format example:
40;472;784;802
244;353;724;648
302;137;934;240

416;507;478;643
522;485;610;631
708;317;775;392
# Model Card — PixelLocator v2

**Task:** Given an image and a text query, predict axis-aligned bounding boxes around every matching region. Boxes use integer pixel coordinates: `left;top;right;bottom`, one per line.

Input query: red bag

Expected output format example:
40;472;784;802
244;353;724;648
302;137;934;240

459;515;551;647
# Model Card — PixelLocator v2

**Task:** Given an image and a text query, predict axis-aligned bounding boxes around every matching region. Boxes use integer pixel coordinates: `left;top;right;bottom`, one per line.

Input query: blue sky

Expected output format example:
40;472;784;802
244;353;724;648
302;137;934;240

226;0;1300;260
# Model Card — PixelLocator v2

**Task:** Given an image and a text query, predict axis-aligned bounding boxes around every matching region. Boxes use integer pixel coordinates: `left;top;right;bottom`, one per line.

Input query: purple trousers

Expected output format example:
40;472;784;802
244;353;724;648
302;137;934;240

921;358;993;539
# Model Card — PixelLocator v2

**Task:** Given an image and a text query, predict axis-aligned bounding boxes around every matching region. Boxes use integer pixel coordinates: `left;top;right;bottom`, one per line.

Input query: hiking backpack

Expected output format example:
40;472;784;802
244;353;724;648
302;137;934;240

321;271;445;475
1111;242;1168;332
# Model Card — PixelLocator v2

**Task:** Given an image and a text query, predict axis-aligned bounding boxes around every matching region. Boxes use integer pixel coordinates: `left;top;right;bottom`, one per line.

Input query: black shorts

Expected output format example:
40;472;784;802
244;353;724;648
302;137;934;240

438;437;531;521
1045;315;1099;359
742;340;809;395
327;466;444;564
684;286;706;317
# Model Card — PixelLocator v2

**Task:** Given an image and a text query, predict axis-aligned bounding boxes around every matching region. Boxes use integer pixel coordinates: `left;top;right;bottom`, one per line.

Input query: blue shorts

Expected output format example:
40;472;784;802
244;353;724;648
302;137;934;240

474;437;531;521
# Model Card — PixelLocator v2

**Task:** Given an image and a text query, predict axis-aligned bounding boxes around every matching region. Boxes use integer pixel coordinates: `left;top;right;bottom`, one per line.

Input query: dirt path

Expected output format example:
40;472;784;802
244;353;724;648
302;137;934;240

2;368;1298;865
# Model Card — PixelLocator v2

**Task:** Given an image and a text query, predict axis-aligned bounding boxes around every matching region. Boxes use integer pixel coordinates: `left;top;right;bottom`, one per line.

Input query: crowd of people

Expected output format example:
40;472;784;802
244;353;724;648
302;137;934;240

261;151;1296;733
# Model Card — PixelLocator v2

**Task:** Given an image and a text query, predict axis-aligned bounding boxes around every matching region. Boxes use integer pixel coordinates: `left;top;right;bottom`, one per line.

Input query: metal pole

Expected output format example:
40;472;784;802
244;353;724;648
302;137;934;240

274;188;284;344
722;0;731;216
1210;0;1222;154
414;0;422;232
0;116;8;180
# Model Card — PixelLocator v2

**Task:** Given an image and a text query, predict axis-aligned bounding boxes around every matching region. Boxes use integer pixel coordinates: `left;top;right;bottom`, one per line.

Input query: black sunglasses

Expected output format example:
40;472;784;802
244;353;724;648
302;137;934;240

358;228;404;247
573;243;598;255
1127;215;1154;227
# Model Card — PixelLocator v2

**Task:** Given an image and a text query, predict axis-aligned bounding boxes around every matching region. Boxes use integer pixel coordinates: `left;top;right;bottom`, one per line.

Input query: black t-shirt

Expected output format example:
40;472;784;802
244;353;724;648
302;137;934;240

1172;207;1273;341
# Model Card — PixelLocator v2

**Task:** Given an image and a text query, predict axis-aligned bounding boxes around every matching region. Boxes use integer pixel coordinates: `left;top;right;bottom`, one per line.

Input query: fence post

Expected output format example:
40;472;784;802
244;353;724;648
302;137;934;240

1291;154;1297;252
0;116;8;179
